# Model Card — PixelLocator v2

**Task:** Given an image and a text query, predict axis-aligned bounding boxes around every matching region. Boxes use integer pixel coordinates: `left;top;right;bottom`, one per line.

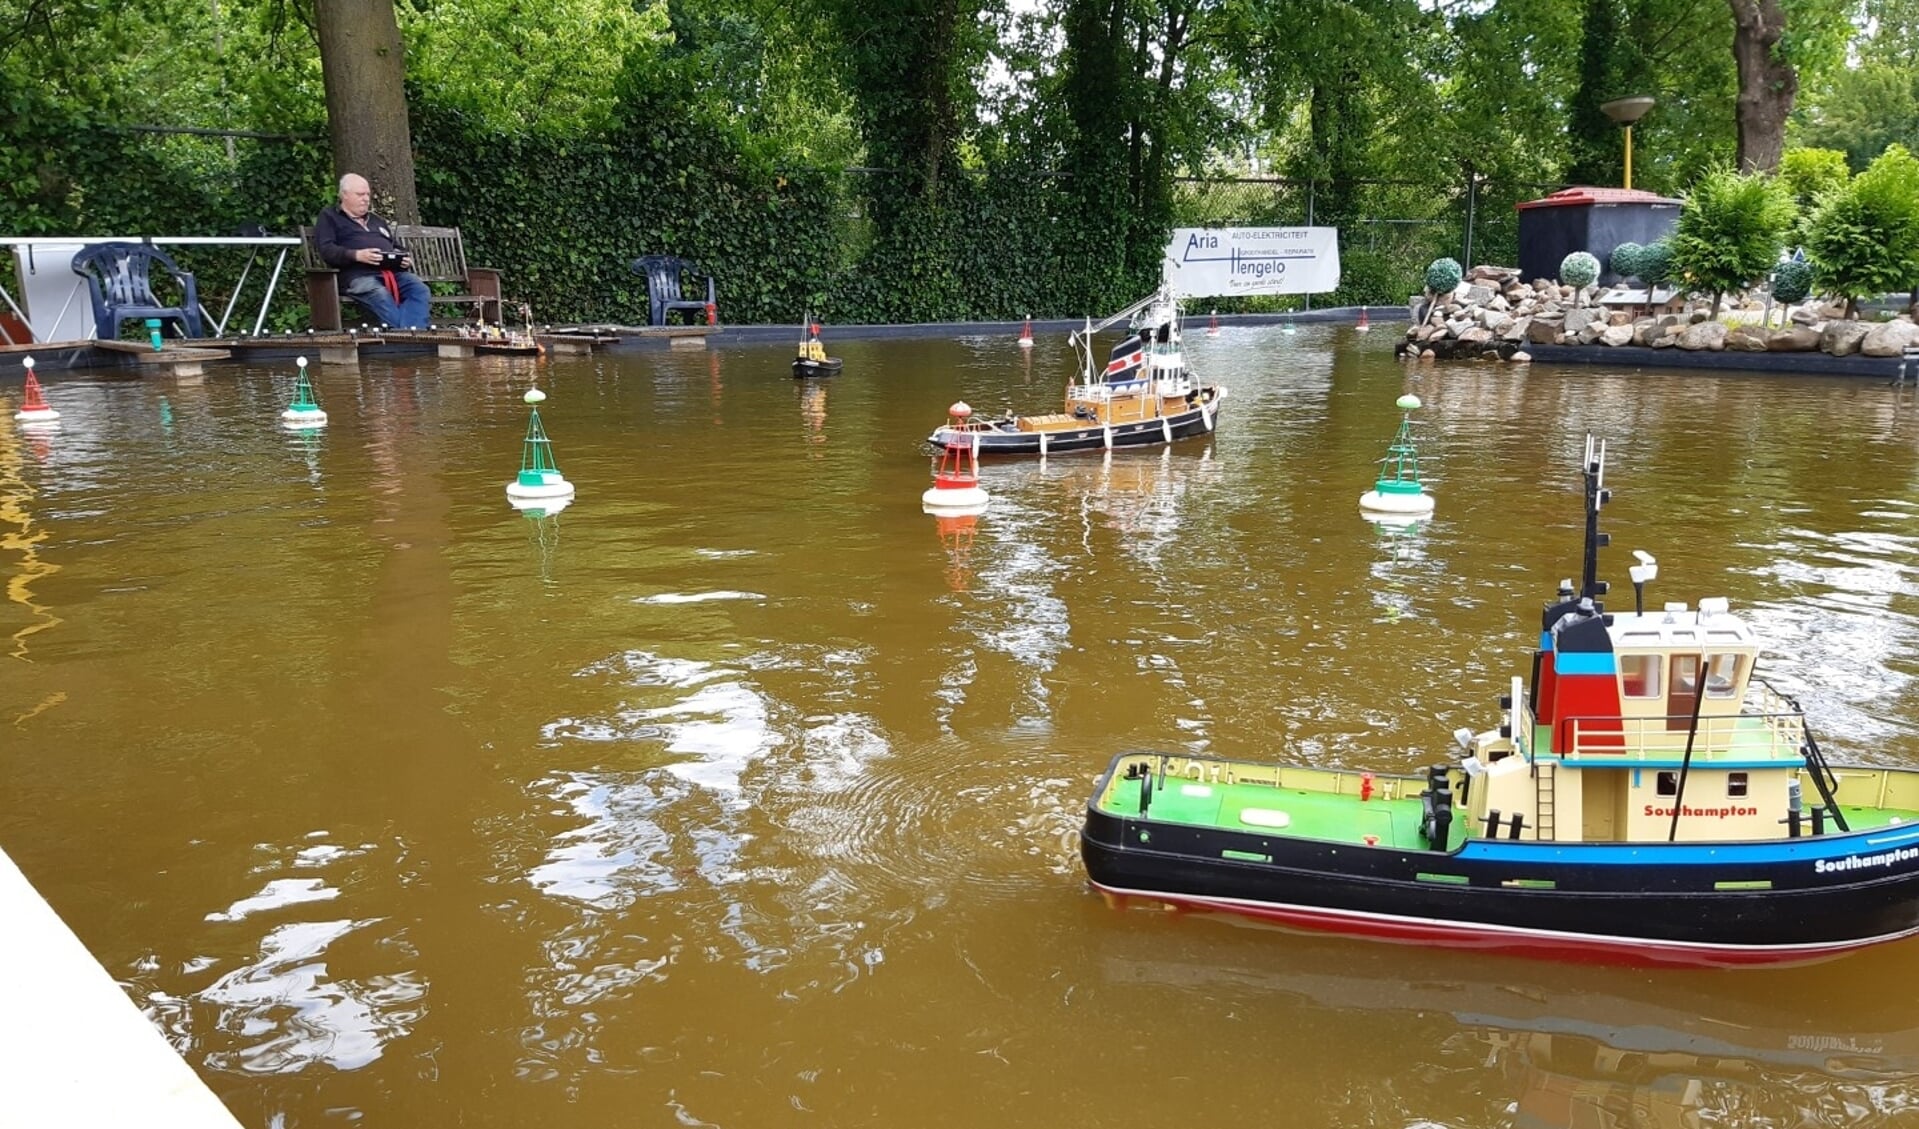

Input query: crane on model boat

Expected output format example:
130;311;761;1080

927;286;1224;456
1081;436;1919;967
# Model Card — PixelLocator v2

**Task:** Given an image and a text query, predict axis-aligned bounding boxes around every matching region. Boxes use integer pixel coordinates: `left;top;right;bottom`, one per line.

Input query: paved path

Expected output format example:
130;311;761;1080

0;847;245;1128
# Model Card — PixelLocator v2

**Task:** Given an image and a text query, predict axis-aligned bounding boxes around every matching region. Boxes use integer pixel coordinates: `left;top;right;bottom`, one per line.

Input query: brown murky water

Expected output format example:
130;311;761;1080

6;327;1919;1127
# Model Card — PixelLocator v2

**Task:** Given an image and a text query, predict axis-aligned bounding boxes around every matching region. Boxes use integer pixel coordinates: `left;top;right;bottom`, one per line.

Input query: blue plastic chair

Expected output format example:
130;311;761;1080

629;255;715;326
69;242;204;341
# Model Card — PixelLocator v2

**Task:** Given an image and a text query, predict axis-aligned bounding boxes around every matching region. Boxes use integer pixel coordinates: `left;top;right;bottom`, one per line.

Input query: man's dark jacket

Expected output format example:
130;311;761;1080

313;205;406;291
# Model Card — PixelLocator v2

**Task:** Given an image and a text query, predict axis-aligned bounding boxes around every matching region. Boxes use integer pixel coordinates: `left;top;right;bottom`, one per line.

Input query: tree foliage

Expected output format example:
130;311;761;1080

0;0;1888;323
403;0;671;133
1779;146;1851;210
1794;0;1919;172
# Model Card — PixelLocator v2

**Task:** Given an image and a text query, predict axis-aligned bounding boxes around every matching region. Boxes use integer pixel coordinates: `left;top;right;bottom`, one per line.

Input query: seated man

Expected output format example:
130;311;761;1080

313;173;430;329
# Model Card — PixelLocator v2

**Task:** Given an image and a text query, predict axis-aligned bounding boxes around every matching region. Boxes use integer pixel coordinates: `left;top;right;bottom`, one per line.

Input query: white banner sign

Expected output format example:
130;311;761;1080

1161;227;1342;298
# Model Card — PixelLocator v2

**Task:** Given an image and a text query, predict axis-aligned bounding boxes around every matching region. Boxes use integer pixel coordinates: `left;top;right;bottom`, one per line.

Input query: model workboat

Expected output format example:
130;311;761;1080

927;287;1224;456
1081;437;1919;966
793;317;841;378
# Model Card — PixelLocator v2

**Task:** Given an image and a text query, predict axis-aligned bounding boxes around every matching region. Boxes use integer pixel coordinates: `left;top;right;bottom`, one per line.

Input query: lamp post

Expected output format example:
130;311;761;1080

1600;96;1656;190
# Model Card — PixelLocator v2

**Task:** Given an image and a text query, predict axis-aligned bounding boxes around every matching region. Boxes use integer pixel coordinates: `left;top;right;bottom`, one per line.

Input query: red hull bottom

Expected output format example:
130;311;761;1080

1089;881;1919;969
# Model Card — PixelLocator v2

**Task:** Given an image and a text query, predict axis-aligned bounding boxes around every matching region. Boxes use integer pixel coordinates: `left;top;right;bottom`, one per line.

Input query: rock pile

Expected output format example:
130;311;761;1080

1397;264;1919;362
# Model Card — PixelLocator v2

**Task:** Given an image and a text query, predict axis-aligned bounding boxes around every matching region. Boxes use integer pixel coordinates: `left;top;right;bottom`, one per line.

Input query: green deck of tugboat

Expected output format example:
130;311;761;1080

1102;776;1469;851
1099;775;1919;851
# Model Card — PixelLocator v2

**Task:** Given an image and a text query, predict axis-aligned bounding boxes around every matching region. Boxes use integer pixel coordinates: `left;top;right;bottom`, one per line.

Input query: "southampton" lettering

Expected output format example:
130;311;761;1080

1642;803;1757;819
1816;846;1919;874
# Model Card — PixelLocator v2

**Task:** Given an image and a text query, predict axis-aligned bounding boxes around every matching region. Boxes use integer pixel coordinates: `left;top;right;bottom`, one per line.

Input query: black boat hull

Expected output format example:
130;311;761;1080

928;387;1223;456
793;357;842;378
1081;795;1919;967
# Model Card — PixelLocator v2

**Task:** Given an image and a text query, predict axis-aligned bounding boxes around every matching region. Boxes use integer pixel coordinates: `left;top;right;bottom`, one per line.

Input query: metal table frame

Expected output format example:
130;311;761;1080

0;235;302;344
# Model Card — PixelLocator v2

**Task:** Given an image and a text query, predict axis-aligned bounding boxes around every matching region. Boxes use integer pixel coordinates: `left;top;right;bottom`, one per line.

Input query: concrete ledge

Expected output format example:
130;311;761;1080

0;846;244;1128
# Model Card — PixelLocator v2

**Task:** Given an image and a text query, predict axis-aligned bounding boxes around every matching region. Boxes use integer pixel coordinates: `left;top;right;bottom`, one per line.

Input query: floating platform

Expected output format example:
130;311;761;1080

0;846;245;1128
91;338;231;378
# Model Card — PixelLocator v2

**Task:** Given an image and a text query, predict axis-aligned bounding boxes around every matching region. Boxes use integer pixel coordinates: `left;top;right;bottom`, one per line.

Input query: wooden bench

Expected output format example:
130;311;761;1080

299;224;503;330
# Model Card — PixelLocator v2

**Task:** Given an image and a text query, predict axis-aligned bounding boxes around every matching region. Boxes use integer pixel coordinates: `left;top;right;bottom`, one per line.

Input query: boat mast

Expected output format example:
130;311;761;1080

1580;435;1611;604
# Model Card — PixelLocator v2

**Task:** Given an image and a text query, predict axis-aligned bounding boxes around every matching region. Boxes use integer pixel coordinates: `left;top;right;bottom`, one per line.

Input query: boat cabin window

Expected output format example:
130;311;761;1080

1656;771;1679;795
1620;654;1661;698
1728;772;1749;797
1670;654;1700;694
1705;653;1741;697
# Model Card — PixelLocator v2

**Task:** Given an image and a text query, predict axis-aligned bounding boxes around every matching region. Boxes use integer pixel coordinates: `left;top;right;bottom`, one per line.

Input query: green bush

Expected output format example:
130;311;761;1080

1608;242;1643;282
1559;251;1600;287
1326;247;1409;307
1802;144;1919;318
1424;257;1463;293
1772;259;1813;304
1669;163;1795;312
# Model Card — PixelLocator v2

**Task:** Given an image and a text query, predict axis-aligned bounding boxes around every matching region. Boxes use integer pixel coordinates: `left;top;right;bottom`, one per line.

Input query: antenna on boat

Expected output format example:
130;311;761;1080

1628;551;1657;615
1579;435;1612;604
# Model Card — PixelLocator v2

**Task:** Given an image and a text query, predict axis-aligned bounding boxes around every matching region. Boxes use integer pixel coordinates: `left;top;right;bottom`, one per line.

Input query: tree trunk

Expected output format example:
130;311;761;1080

1728;0;1795;174
316;0;420;224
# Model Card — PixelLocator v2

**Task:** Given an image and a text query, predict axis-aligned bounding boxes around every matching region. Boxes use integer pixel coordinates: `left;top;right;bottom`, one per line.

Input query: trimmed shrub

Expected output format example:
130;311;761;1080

1772;259;1813;304
1638;240;1674;286
1560;251;1600;287
1609;242;1643;282
1424;257;1463;293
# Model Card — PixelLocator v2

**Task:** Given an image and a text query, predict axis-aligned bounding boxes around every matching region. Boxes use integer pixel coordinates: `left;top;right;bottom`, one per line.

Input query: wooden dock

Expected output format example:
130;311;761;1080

21;322;711;374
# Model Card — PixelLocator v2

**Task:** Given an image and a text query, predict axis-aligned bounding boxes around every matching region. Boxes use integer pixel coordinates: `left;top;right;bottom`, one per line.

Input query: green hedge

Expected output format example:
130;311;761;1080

0;76;1366;326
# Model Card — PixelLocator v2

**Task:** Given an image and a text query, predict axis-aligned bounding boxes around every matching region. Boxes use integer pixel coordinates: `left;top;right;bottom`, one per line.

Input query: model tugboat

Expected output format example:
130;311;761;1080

1082;436;1919;967
927;286;1224;456
793;320;842;379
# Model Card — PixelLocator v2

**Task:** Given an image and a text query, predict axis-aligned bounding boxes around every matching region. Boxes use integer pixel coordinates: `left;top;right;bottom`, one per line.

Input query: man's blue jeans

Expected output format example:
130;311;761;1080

343;271;431;329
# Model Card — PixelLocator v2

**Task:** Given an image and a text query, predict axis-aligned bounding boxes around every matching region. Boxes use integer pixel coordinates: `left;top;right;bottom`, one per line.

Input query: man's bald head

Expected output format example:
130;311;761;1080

338;173;371;218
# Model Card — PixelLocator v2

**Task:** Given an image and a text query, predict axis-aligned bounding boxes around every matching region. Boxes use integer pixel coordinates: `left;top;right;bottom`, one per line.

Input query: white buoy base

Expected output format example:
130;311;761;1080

1018;339;1034;349
509;493;573;515
507;478;575;501
15;408;59;422
922;485;989;511
923;498;988;517
280;408;327;428
1361;510;1426;530
1360;490;1435;515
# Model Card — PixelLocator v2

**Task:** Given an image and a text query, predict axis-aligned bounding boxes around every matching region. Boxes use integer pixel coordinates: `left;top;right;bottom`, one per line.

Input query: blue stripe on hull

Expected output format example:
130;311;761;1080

1458;822;1919;866
1553;651;1616;675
